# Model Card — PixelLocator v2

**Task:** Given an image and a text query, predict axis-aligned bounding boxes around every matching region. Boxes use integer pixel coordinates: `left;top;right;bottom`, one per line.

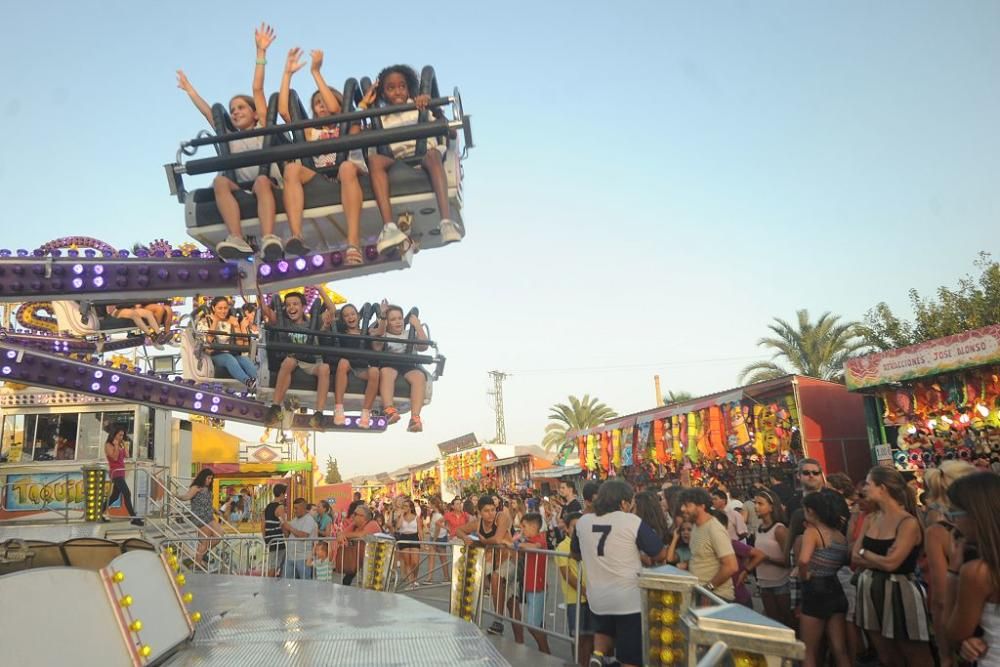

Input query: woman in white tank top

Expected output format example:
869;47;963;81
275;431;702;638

753;489;794;629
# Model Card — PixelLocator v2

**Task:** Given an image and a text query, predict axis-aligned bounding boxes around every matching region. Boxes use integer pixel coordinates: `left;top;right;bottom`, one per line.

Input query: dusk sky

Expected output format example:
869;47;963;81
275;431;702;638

2;1;997;476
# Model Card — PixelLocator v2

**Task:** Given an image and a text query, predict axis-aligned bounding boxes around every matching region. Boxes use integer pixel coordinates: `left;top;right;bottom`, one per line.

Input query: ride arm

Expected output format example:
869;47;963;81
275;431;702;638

176;70;214;127
252;23;275;127
408;312;429;352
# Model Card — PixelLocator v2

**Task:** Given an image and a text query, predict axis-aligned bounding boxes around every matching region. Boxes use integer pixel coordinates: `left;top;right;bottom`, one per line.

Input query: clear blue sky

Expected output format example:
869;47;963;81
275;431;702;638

2;2;998;477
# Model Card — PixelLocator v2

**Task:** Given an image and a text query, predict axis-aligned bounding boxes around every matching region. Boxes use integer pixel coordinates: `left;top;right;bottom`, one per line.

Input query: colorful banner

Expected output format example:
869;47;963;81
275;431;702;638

845;325;1000;390
4;472;86;511
313;482;353;514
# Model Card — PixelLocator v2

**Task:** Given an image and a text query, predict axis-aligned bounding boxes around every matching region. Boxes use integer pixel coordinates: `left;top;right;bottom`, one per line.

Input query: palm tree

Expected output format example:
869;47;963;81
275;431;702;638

542;394;618;453
663;390;694;405
738;310;868;385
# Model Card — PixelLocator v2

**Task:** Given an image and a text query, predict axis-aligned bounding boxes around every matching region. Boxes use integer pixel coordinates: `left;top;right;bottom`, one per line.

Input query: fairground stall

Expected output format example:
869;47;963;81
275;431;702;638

482;445;553;495
189;424;315;530
844;324;1000;472
439;432;490;497
562;374;870;495
0;387;185;523
409;458;442;497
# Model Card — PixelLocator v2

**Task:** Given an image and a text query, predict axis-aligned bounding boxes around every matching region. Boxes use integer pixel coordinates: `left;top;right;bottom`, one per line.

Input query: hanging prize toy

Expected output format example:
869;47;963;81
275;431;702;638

671;417;682;461
729;402;751;448
708;405;727;457
654;419;667;465
610;429;622;470
752;405;766;456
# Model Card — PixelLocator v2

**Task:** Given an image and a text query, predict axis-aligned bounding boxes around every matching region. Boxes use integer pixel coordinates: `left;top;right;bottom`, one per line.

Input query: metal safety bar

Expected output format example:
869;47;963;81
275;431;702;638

473;543;585;662
182;96;455;150
179;120;456;177
265;324;437;350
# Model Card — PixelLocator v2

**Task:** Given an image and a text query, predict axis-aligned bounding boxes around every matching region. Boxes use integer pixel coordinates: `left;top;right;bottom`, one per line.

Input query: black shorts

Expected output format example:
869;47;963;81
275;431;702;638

801;575;848;619
381;363;421;377
323;356;373;371
396;533;420;549
591;611;643;666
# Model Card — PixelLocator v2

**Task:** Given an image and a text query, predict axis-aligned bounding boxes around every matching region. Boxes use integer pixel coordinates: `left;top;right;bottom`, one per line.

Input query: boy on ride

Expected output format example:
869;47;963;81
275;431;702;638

259;289;331;428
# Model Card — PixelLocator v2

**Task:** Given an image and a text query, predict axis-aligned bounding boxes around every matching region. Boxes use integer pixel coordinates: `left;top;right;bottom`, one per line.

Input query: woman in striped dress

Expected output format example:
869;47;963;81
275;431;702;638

853;466;933;667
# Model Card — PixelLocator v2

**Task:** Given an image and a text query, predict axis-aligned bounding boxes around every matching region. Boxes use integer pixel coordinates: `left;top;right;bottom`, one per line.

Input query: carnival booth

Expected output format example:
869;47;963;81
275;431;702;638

409;459;441;497
483;445;553;494
0;388;178;523
438;433;495;496
190;423;314;530
567;375;869;494
844;324;1000;472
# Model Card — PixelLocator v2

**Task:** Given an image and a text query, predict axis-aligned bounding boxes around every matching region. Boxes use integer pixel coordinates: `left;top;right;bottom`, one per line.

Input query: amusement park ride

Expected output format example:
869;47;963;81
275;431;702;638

0;67;469;432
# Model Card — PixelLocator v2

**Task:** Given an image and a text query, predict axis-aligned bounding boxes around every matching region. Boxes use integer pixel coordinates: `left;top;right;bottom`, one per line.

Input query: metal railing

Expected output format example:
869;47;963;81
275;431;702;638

160;535;266;577
472;542;585;661
0;471;75;524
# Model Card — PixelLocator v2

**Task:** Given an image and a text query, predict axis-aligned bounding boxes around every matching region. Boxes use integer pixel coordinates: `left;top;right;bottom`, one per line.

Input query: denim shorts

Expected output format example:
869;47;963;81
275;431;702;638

567;600;595;636
523;591;545;627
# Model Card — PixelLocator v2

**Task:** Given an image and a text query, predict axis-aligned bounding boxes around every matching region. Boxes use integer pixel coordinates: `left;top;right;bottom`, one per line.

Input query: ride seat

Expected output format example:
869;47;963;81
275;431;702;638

59;537;123;571
178;327;243;385
51;301;137;337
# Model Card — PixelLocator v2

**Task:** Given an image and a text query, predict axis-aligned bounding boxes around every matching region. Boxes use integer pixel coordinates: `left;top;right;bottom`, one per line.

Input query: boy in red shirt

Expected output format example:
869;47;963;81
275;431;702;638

516;513;551;654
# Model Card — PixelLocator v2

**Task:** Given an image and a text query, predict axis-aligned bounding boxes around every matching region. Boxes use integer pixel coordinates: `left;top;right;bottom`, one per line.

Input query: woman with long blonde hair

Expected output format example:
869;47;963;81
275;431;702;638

922;461;977;667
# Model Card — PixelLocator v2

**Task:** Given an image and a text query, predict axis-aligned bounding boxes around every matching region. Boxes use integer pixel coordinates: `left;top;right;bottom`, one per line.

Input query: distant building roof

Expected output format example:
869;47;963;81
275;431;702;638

436;432;480;455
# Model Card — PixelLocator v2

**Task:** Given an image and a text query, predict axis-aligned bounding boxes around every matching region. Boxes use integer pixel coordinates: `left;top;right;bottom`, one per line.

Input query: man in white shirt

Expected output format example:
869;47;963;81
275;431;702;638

710;488;748;541
282;497;318;579
571;480;666;667
681;488;738;601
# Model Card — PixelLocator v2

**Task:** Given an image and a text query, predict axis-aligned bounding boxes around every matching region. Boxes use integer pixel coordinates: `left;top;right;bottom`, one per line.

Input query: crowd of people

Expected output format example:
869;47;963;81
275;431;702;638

177;23;462;262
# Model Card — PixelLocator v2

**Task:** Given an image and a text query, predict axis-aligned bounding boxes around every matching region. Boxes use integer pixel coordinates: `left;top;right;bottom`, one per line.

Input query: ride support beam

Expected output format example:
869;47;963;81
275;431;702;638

0;342;386;432
0;256;242;303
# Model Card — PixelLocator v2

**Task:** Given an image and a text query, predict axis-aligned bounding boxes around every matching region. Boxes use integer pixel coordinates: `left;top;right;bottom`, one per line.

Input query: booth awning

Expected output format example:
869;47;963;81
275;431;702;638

532;465;583;479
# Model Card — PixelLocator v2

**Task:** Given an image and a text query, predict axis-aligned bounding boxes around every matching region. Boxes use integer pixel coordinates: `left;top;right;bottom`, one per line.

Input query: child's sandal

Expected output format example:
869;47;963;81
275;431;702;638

345;245;363;266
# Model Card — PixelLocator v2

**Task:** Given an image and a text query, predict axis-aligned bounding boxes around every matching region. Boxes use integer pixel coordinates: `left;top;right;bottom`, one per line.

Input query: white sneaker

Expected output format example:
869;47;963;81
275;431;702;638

216;235;253;260
260;234;284;262
376;222;408;254
439;219;463;245
333;406;346;427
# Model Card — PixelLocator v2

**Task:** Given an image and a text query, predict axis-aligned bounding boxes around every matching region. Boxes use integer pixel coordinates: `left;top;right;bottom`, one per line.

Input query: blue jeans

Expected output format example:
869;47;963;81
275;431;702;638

283;559;312;580
212;353;257;383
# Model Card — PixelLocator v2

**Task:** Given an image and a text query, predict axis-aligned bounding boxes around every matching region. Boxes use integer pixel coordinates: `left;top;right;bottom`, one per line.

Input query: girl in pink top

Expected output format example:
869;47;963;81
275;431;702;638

103;427;142;525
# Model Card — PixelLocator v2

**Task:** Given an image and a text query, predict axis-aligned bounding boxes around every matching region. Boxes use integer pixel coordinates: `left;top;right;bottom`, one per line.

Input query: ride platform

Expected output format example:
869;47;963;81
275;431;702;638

166;574;510;666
